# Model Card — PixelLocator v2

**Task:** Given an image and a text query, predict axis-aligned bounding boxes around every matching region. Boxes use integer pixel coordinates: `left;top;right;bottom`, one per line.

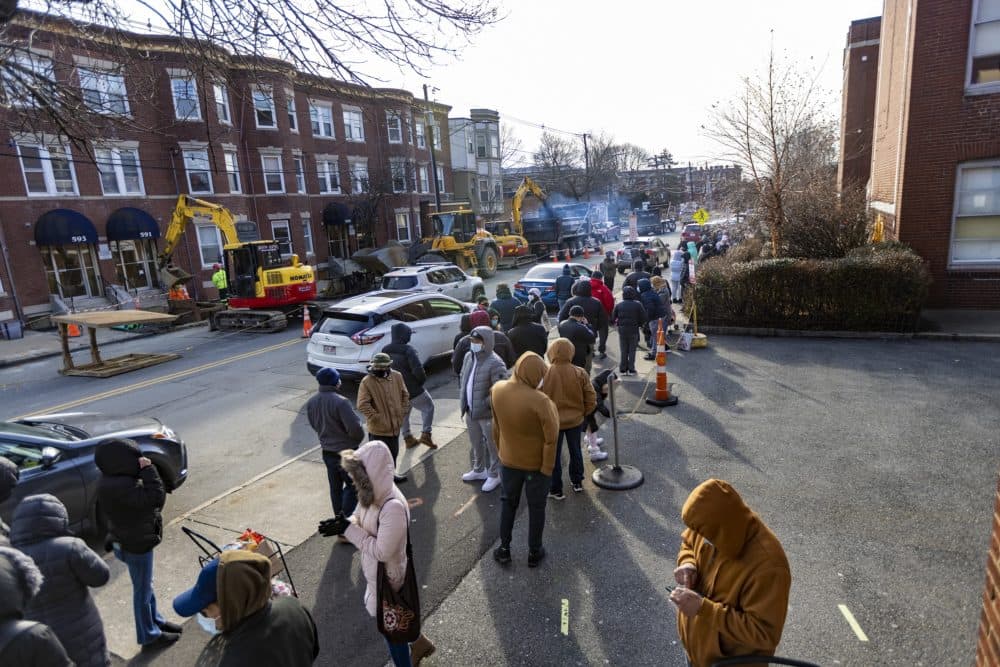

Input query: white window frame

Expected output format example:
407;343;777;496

478;177;490;204
317;156;342;194
390;158;407;193
79;66;130;116
16;138;78;196
301;216;314;256
293;155;306;193
344;108;365;142
415;121;426;149
4;52;54;108
253;87;277;129
271;219;293;258
406;113;414;144
490;131;500;159
196;224;224;268
213;83;231;124
436;165;445;192
395;210;411;242
285;89;298;133
387;111;403;144
224;150;241;193
476;131;488;159
949;159;1000;267
182;148;213;194
169;74;200;121
349;159;369;194
967;0;1000;94
260;152;285;194
94;144;145;196
418;165;429;193
309;101;335;138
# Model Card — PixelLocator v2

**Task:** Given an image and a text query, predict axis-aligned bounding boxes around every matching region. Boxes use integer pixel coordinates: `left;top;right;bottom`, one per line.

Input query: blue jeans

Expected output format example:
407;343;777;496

386;638;412;666
114;545;165;645
550;424;583;494
322;450;357;517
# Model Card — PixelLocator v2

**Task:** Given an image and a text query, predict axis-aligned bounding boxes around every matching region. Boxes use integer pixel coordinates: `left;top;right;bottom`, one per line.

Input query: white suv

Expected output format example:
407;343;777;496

380;264;485;302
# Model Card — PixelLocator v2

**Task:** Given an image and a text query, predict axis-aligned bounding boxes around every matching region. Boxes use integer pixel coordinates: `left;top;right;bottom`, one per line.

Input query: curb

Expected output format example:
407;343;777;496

0;320;210;369
698;325;1000;342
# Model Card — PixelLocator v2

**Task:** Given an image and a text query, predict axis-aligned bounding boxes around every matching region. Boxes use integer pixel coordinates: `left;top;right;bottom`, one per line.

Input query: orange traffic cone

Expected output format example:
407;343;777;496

646;319;678;407
302;306;313;338
564;248;572;262
66;322;82;338
551;251;557;263
179;284;190;300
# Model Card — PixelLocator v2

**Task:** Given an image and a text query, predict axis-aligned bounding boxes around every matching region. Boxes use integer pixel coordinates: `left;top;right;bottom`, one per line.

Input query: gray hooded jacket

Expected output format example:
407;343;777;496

0;546;73;667
459;326;509;420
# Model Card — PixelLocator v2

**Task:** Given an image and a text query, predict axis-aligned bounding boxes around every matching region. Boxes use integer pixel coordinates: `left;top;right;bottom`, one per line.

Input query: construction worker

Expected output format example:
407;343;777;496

211;263;228;301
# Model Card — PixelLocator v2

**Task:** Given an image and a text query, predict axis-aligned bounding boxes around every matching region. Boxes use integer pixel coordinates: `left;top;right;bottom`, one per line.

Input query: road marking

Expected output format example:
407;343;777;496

838;604;869;642
11;338;302;420
452;495;478;518
561;599;569;636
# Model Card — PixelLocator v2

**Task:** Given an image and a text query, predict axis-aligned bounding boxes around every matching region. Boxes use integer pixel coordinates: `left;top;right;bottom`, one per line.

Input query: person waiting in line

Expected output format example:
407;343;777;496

599;251;617;291
526;288;549;329
211;263;228;301
612;286;646;376
383;323;437;451
490;283;523;332
669;245;686;303
557;306;597;372
557;281;607;366
582;370;614;462
507;305;548;360
0;546;73;666
623;259;651;291
541;338;597;500
356;353;410;484
453;310;516;372
588;271;615;360
0;457;18;546
459;326;509;493
638;278;666;357
554;264;576;310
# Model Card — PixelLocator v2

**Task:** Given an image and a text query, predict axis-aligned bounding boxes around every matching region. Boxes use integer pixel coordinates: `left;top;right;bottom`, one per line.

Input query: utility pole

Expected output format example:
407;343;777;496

423;84;442;211
687;161;694;202
581;133;590;201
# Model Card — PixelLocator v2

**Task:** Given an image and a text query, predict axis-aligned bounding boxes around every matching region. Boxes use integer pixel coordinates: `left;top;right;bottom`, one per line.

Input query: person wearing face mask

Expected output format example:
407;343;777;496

489;352;559;568
458;326;508;492
357;353;410;484
452;310;516;372
173;550;319;666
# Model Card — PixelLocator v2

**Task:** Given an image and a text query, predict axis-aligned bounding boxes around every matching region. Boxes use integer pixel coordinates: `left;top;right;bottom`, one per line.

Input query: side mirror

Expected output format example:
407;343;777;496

41;446;61;468
460;275;467;281
290;253;301;266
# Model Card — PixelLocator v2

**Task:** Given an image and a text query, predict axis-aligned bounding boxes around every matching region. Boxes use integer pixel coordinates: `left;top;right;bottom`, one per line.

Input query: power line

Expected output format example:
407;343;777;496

499;113;583;138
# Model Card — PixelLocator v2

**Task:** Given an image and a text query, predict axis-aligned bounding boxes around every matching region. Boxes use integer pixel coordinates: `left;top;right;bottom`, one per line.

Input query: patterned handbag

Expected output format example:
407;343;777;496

376;528;421;643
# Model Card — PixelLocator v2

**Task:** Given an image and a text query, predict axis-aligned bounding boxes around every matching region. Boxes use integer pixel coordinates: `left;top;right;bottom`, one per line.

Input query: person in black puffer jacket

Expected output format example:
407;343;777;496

507;305;549;360
554;264;576;309
0;457;18;546
11;494;110;667
383;322;437;450
623;259;651;291
95;438;181;650
611;286;647;375
490;283;524;332
557;280;608;334
638;277;665;354
0;546;72;667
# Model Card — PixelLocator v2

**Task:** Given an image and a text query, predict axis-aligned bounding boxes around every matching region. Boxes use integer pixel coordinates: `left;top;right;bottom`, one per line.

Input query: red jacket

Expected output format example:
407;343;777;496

590;278;615;315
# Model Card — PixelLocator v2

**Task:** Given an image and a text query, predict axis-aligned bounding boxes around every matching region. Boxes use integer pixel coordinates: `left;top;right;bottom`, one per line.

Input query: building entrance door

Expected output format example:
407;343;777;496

41;245;103;298
114;239;156;290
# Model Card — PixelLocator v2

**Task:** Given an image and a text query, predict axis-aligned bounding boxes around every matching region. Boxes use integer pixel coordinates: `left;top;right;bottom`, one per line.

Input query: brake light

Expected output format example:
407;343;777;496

513;282;524;291
351;328;385;346
544;286;556;293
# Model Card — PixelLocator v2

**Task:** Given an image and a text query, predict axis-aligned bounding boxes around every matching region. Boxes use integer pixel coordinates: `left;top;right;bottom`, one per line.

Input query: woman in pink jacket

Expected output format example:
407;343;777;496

341;441;434;666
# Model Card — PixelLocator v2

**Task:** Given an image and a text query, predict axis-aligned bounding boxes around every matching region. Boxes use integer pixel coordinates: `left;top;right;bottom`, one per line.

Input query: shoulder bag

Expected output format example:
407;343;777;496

376;504;421;643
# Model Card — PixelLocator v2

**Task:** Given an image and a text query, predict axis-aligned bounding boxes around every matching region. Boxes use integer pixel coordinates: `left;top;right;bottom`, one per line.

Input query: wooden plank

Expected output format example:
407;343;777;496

59;353;180;378
52;311;177;328
88;327;102;365
59;322;74;371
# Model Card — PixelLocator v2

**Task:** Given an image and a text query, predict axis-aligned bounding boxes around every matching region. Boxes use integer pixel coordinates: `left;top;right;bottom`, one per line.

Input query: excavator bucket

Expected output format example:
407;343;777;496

351;241;410;276
158;263;193;289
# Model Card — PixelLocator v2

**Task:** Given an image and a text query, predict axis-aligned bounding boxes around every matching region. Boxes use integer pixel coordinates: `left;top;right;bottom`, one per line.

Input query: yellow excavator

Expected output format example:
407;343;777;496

157;195;316;332
510;176;547;238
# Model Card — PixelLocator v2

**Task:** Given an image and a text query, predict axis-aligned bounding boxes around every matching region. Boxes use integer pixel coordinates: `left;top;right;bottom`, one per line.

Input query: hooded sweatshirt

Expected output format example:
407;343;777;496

306;384;365;453
676;480;791;667
612;286;647;335
0;546;73;667
624;261;651;290
638;278;665;321
453;310;516;372
589;277;615;315
490;285;523;332
556;317;596;369
0;457;18;545
94;439;165;554
382;323;427;397
506;306;548;360
343;442;411;617
669;249;686;282
557;280;608;330
216;550;319;667
490;353;560;476
11;494;110;667
459;326;509;420
554;265;576;300
356;366;410;436
541;339;597;429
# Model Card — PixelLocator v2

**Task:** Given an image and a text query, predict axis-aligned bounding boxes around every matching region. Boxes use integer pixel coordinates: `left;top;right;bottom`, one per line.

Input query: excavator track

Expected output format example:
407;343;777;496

212;309;288;333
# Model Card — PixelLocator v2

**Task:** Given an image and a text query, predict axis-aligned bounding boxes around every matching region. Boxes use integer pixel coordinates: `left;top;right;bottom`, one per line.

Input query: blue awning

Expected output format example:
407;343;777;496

322;202;352;226
106;207;161;241
34;209;98;246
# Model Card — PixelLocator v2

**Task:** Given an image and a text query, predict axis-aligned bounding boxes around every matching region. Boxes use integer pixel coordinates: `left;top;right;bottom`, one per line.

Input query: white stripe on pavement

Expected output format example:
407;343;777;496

838;604;869;642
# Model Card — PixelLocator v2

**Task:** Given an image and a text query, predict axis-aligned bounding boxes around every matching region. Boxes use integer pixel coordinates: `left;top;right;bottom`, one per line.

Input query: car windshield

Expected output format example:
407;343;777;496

684;224;700;232
0;421;79;441
315;312;378;336
523;266;564;280
382;275;418;290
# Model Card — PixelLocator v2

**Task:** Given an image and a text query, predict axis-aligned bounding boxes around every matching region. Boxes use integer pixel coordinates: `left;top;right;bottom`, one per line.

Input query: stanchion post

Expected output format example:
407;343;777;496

591;371;644;490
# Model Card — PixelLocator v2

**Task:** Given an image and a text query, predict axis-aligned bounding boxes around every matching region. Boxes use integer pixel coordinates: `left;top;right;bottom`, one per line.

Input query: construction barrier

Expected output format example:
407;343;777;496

646;319;678;407
591;370;644;490
302;306;313;338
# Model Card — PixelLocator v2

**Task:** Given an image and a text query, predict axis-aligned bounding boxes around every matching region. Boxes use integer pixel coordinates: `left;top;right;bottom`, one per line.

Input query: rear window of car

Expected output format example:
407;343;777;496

315;312;377;336
382;275;418;290
684;224;701;233
524;266;563;280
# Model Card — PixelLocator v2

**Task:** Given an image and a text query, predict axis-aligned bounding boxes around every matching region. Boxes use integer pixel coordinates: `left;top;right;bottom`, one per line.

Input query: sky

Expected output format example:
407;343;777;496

375;0;885;167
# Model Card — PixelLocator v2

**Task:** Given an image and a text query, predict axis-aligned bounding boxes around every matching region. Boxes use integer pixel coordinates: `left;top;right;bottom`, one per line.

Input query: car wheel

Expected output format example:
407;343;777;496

472;285;485;301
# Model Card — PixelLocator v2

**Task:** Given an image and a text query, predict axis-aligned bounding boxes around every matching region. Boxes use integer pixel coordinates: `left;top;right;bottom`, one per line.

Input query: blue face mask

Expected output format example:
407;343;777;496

470;343;483;354
197;612;220;636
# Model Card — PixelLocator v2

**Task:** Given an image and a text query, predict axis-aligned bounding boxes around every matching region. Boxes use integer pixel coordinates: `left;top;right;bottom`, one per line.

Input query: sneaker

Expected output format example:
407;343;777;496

590;450;609;462
593;436;605;446
528;547;546;568
156;620;184;634
548;490;565;500
403;434;420;449
462;469;488;482
493;545;512;565
572;482;584;493
644;353;656;360
142;632;180;650
481;476;501;493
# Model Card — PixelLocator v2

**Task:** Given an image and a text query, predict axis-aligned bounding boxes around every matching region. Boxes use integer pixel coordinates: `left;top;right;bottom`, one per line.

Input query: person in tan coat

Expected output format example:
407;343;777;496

356;352;410;484
490;352;560;568
671;479;791;667
541;338;596;500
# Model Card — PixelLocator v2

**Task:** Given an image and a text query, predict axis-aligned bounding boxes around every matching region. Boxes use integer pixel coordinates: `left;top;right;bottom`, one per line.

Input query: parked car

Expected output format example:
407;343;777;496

681;223;706;244
591;221;620;243
307;291;472;380
380;263;485;302
615;236;671;273
512;263;593;309
0;413;188;536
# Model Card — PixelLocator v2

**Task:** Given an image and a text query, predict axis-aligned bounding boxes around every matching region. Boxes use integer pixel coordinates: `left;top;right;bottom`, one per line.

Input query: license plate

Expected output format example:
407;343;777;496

323;345;337;354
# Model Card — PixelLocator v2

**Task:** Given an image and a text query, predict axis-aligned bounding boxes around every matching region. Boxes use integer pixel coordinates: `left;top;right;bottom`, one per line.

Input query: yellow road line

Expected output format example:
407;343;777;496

838;604;869;642
561;598;569;636
11;338;302;420
452;494;479;518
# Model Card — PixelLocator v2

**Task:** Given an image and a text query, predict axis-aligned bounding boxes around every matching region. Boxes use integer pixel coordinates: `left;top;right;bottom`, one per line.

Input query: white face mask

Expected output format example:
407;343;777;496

471;343;483;354
197;612;220;636
536;379;544;389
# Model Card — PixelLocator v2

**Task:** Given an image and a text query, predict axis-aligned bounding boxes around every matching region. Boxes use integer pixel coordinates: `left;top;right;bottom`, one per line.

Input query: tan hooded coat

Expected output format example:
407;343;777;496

490;352;560;476
542;338;597;429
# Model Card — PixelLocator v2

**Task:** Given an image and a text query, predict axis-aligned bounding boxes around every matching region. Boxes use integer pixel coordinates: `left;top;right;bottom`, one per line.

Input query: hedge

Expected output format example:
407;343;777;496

689;245;931;332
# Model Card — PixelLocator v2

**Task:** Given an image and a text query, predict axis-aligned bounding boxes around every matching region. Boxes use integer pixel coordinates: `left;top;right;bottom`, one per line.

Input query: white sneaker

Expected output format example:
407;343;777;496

481;476;501;493
590;450;609;462
594;437;604;446
462;469;488;482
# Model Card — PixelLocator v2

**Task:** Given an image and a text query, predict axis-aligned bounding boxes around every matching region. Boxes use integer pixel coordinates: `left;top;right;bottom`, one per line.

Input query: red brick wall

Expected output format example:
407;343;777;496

838;17;881;191
869;0;913;208
977;475;1000;667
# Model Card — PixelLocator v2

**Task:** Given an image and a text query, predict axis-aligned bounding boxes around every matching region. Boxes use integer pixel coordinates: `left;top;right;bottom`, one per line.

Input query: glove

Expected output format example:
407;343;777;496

319;515;350;537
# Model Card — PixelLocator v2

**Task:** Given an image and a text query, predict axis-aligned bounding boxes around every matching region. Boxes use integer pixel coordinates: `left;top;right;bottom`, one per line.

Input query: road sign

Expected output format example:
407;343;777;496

693;208;709;225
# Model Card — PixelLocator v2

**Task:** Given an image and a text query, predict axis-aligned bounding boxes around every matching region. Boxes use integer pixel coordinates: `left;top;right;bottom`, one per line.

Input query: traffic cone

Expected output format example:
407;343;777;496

179;284;190;300
302;306;313;338
66;322;82;338
646;319;678;407
564;248;572;262
551;251;557;263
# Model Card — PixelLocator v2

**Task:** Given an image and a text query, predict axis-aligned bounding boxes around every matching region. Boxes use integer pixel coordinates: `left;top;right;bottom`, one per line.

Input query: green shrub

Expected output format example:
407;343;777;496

689;246;931;331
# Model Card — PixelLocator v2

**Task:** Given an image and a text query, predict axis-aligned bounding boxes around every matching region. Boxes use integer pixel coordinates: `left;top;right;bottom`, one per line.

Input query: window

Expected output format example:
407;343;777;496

436;165;445;192
261;154;285;193
168;75;199;120
293;156;305;193
253;87;276;128
951;162;1000;265
466;128;474;155
387;111;403;143
3;52;54;107
415;121;426;148
418;165;429;193
396;212;410;242
406;114;414;144
223;151;241;193
490;132;500;159
391;159;407;193
479;178;490;204
350;159;369;193
494;180;502;201
196;224;224;266
476;132;488;158
970;0;1000;87
80;67;129;115
302;217;314;255
95;146;144;195
428;297;464;317
213;83;230;124
310;102;334;138
183;149;213;194
344;109;365;141
272;220;292;257
317;158;341;194
286;90;298;132
17;141;77;195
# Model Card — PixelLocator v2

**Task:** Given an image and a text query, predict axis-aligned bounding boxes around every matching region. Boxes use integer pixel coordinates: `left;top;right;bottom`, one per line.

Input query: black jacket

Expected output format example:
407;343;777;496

10;495;109;667
599;257;617;282
557;318;597;368
507;308;549;360
612;287;647;336
528;297;546;324
638;279;665;321
453;330;516;373
557;281;608;330
623;268;651;290
94;440;165;554
490;292;523;332
0;549;73;667
554;267;576;300
306;386;365;453
214;596;319;667
382;323;426;397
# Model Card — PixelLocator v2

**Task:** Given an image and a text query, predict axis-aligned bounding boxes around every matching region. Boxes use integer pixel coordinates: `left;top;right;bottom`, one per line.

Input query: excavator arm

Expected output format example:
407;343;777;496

510;176;547;237
157;195;243;288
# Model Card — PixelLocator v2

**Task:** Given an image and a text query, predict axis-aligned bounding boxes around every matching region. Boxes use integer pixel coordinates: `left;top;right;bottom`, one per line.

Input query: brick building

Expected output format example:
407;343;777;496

852;0;1000;308
0;12;453;327
976;475;1000;666
838;17;881;191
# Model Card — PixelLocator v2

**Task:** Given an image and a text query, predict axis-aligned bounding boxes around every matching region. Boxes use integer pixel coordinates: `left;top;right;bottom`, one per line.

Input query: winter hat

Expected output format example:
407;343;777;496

316;367;341;387
528;288;541;298
212;263;221;270
569;305;585;317
469;309;491;328
592;270;603;279
369;353;392;370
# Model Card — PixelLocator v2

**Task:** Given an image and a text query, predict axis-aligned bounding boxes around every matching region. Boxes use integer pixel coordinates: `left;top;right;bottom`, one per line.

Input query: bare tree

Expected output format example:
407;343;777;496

498;122;524;171
706;45;834;256
615;142;649;173
532;130;584;198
